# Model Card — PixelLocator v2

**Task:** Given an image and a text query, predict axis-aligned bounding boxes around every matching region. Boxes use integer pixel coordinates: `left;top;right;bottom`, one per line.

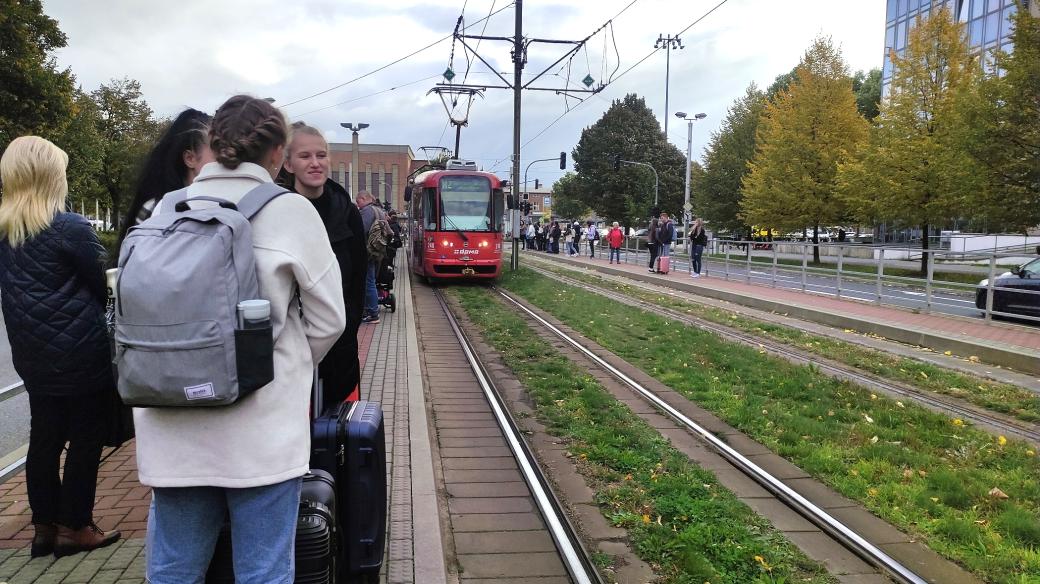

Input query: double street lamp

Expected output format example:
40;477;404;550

675;111;707;254
341;123;369;199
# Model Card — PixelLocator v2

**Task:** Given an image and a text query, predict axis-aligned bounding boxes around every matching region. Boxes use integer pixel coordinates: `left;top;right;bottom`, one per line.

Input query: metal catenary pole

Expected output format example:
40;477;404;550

683;119;692;257
510;0;524;271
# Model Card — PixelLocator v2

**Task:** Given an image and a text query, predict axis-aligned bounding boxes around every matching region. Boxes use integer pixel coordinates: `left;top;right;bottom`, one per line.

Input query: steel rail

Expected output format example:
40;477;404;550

434;290;603;584
494;287;929;584
526;263;1040;446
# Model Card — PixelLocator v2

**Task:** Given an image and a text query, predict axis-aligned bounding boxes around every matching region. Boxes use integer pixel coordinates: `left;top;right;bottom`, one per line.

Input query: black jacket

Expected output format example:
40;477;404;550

309;179;368;331
0;212;114;396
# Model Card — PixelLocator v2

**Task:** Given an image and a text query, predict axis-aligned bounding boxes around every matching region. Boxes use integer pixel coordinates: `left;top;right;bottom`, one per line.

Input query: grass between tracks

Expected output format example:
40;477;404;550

535;261;1040;425
450;286;837;584
498;267;1040;583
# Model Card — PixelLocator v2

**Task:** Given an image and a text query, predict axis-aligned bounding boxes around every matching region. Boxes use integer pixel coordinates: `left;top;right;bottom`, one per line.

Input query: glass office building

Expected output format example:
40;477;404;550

882;0;1034;95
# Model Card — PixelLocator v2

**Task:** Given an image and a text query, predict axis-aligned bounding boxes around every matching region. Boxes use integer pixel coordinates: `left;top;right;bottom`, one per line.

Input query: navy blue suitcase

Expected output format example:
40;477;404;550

311;400;387;578
205;470;337;584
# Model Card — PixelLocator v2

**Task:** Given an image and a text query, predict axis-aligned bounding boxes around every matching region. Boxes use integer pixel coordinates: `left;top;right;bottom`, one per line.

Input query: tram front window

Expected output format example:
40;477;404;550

439;176;493;231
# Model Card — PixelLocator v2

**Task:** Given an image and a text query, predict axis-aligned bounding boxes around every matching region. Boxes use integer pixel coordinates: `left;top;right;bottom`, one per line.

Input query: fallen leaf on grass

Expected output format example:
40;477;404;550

988;488;1009;500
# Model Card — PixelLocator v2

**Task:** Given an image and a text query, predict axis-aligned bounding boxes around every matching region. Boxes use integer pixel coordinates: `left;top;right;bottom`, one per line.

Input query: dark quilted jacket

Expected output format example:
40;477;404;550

0;212;114;396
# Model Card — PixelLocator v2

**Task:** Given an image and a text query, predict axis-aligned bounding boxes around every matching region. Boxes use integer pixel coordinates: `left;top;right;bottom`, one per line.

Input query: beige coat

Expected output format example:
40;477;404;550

133;162;346;488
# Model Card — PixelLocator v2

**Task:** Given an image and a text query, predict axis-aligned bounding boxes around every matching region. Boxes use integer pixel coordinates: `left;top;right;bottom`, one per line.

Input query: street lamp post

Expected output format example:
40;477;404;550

674;111;707;255
340;123;369;198
617;158;659;207
654;34;683;137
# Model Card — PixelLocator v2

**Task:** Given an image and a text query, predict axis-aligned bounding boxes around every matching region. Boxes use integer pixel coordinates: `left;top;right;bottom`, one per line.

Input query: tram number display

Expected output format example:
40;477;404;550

453;249;479;255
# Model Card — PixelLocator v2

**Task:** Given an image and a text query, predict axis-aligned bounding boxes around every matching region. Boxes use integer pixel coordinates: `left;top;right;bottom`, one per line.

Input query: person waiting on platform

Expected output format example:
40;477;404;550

655;212;675;272
586;221;598;258
606;221;624;264
690;217;708;278
357;191;388;324
278;122;367;408
119;108;214;245
0;136;122;558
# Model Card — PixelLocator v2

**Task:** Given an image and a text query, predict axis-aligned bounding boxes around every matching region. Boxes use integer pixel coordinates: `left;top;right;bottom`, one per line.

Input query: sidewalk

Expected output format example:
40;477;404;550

0;255;444;584
541;253;1040;376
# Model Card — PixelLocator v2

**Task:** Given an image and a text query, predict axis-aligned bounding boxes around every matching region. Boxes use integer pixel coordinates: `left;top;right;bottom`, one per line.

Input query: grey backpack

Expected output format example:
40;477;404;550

114;183;289;407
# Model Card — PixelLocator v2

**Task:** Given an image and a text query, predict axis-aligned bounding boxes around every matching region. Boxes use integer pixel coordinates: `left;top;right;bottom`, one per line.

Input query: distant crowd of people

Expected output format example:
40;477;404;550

0;95;401;581
519;209;709;277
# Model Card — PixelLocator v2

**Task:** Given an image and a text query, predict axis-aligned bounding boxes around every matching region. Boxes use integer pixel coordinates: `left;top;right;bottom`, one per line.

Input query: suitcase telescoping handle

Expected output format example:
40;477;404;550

311;368;323;420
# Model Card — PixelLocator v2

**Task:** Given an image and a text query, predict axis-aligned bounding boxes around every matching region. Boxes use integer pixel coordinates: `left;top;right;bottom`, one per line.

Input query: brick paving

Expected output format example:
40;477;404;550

411;284;569;583
548;253;1040;353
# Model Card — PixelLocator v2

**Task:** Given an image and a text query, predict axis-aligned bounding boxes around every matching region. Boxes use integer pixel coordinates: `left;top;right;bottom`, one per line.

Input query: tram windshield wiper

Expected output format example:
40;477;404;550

441;213;469;241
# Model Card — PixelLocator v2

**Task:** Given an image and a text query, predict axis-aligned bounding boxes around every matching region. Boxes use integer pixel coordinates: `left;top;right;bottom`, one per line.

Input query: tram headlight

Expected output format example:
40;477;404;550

441;239;454;248
479;241;488;248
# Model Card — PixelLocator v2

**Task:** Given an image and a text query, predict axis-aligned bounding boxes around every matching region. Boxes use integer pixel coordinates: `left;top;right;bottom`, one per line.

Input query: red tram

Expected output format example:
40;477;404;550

405;166;506;281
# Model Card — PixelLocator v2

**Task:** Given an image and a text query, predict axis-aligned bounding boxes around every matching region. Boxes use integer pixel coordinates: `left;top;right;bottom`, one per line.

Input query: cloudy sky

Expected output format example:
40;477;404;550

43;0;885;187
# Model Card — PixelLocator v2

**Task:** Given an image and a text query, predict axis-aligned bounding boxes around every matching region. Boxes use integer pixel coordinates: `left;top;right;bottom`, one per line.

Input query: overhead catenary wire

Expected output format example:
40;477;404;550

487;0;730;173
280;2;515;109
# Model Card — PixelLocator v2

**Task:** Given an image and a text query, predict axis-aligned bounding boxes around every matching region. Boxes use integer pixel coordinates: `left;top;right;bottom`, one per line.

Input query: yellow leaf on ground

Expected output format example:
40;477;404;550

989;488;1009;500
998;436;1008;446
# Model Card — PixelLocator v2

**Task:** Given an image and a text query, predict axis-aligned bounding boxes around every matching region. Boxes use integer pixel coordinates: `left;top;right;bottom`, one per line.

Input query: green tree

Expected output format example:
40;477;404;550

741;37;869;262
838;7;981;273
572;94;686;228
766;67;798;100
91;78;159;230
549;172;591;222
0;0;76;151
852;68;882;120
53;90;104;212
692;83;766;238
963;6;1040;232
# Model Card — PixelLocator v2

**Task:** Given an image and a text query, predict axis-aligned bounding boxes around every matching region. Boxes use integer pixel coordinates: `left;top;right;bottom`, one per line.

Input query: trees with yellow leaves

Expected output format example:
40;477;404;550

838;7;983;273
741;37;868;263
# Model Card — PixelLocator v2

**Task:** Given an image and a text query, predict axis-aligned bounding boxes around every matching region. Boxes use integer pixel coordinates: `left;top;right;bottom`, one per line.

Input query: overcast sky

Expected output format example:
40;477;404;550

43;0;885;187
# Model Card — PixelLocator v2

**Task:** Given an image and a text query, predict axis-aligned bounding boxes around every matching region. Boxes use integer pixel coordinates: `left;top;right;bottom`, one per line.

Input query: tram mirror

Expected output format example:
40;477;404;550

404;185;412;202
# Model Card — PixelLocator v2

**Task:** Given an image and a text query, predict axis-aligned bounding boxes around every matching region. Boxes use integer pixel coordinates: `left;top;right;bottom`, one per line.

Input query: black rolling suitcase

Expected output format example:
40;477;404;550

204;470;338;584
311;400;387;578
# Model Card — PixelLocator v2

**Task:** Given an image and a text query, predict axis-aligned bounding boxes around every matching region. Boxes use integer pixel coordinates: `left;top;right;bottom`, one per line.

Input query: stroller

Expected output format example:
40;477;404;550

376;252;397;313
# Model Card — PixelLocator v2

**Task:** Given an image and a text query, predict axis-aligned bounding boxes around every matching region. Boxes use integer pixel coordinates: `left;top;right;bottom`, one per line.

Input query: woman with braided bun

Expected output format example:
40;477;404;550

137;95;346;583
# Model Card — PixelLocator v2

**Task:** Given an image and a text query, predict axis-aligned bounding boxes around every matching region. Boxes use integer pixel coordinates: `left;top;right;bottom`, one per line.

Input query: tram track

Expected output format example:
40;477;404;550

489;285;936;584
432;288;605;584
525;263;1040;448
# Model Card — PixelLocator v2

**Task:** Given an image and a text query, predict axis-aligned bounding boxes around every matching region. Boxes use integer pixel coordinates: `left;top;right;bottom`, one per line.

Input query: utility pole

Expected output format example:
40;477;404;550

675;112;706;254
654;34;683;137
510;0;525;271
436;2;601;271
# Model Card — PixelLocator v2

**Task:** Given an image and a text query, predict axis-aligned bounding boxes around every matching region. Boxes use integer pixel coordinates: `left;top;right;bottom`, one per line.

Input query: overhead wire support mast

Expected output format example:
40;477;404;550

446;3;610;271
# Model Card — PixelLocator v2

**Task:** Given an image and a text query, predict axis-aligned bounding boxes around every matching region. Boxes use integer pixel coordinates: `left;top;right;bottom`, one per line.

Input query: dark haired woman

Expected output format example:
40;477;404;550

277;122;367;409
119;108;213;243
136;96;346;583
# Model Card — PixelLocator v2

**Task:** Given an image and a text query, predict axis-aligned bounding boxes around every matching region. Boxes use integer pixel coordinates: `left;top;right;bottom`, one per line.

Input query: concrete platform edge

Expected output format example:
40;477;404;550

403;269;448;584
548;255;1040;376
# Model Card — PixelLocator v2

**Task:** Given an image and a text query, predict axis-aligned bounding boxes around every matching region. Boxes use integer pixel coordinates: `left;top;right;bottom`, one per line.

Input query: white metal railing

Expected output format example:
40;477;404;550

558;238;1040;325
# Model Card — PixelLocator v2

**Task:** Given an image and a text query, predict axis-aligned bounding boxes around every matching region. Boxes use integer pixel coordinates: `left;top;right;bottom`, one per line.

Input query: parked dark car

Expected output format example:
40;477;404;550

975;257;1040;319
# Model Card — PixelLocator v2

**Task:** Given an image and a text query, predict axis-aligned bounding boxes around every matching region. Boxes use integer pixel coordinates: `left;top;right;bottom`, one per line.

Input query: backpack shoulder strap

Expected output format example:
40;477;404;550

237;182;292;221
161;188;190;214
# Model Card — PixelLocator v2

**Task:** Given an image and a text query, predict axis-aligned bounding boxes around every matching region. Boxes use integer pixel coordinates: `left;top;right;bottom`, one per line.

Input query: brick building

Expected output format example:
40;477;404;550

327;143;415;212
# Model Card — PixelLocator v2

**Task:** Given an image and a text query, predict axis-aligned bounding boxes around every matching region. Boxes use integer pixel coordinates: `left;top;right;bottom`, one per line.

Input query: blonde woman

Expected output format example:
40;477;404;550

0;136;121;557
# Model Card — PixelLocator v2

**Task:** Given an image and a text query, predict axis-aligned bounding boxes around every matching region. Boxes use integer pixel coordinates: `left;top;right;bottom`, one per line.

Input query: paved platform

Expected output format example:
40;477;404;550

0;254;447;584
539;252;1040;376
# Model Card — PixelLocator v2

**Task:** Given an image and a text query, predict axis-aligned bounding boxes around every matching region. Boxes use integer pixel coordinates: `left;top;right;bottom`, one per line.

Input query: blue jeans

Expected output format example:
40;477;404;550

147;477;303;584
609;247;620;263
365;260;378;316
692;244;705;274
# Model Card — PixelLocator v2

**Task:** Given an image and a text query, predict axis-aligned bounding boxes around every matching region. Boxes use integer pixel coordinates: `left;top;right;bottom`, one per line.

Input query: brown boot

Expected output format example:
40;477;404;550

54;523;121;557
30;523;57;558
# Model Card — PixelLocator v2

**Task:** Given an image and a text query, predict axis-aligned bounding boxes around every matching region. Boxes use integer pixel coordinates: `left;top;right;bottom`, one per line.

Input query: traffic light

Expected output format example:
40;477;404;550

612;155;621;171
522;201;531;216
559;152;567;170
534;179;541;190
